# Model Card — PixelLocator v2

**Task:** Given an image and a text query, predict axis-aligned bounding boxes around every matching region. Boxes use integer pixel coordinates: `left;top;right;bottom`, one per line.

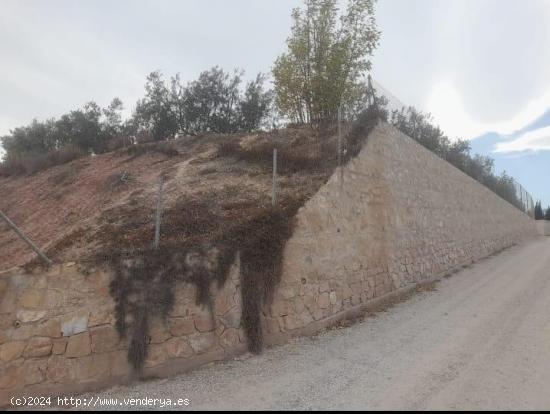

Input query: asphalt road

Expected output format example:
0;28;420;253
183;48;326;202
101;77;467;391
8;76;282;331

83;236;550;411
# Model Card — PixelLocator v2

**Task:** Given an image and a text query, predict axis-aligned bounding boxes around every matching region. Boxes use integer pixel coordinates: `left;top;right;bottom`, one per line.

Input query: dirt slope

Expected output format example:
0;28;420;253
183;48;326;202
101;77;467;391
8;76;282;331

0;126;340;271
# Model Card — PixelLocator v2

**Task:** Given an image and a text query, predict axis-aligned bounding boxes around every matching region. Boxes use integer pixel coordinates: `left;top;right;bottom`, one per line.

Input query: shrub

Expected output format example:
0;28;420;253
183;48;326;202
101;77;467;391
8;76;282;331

0;146;84;176
107;136;134;152
124;141;179;159
535;201;544;220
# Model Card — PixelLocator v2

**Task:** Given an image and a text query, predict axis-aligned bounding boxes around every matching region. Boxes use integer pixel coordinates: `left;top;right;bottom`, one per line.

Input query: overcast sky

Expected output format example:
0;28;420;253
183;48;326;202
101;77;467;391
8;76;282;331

1;0;549;204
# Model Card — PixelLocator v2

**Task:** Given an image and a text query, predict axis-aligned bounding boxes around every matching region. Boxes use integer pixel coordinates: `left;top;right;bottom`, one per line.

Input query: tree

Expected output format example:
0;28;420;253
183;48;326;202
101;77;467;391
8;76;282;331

273;0;381;127
535;201;544;220
103;98;124;136
1;119;58;160
134;71;178;141
445;140;471;173
184;67;243;134
1;97;125;162
131;68;273;138
390;107;448;157
55;101;106;153
238;74;274;132
545;206;550;221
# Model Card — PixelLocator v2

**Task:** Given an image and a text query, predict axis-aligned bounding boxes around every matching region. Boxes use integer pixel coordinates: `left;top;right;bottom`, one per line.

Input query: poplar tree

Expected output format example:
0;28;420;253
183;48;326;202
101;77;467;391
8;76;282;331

273;0;381;127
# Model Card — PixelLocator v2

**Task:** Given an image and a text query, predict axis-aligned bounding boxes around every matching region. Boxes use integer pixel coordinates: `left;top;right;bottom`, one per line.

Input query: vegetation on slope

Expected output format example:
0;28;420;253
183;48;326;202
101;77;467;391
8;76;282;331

535;201;550;220
94;107;381;371
0;0;533;372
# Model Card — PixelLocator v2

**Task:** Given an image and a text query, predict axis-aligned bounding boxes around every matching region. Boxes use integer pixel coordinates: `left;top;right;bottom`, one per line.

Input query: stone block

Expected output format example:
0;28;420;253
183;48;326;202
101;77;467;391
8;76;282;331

90;325;122;353
23;337;52;358
214;293;235;316
318;292;330;309
270;299;290;317
265;317;281;334
109;350;130;378
18;289;45;309
188;332;217;354
22;359;47;385
89;307;115;327
8;325;35;341
168;317;196;337
319;281;330;293
298;310;314;326
61;310;89;337
52;337;68;355
16;310;46;323
279;286;296;299
35;319;62;338
149;322;171;344
0;291;16;314
0;359;24;390
46;356;74;383
194;314;215;333
293;297;305;314
283;315;302;331
219;328;240;349
74;354;110;380
165;337;194;359
46;289;64;308
0;341;26;362
310;307;324;321
65;332;91;358
219;307;241;329
144;343;168;368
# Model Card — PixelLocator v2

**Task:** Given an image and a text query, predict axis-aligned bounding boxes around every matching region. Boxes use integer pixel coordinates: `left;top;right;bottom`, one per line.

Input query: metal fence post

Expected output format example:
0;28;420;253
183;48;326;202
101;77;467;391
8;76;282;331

272;148;278;207
338;105;342;167
153;176;164;249
0;210;52;266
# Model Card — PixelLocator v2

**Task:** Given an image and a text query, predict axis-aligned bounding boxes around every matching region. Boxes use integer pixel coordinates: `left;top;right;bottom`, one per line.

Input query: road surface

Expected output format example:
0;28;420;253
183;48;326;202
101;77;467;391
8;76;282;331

83;237;550;411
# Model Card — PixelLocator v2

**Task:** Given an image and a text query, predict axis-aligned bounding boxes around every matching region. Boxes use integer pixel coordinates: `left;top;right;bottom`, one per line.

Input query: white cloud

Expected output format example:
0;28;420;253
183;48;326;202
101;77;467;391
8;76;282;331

426;79;550;140
494;126;550;153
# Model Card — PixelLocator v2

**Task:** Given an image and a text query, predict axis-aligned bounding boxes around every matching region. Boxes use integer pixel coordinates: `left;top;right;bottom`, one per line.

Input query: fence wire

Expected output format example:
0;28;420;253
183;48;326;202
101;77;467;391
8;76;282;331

343;78;536;219
513;179;535;218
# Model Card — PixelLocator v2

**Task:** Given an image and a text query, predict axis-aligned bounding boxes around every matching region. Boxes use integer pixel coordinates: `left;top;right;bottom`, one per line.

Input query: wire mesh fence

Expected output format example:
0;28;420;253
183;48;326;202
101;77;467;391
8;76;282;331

513;179;535;218
338;77;536;219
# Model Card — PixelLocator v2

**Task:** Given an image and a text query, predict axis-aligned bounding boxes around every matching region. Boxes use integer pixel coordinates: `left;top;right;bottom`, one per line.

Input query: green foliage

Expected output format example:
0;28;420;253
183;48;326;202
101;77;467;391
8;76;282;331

0;67;272;174
238;74;274;132
273;0;380;126
0;146;84;176
535;201;544;220
1;119;57;158
1;98;124;167
134;71;179;141
133;68;273;139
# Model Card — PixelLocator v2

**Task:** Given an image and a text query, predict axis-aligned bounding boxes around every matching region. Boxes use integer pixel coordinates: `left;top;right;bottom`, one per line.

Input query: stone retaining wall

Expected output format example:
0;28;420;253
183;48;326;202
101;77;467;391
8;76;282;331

536;220;550;236
0;259;245;405
0;123;537;405
262;123;536;338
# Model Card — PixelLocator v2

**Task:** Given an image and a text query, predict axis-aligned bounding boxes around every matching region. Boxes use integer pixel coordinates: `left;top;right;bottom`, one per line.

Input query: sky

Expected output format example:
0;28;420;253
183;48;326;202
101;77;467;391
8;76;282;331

1;0;549;206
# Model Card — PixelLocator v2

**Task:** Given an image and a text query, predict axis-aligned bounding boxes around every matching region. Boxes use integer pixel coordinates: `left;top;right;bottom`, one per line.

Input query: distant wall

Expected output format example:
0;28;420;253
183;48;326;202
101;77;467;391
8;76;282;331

0;123;537;405
536;220;550;236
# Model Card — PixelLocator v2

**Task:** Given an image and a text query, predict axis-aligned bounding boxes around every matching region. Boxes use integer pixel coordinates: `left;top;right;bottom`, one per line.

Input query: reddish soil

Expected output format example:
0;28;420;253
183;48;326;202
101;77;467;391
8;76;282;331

0;126;338;271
